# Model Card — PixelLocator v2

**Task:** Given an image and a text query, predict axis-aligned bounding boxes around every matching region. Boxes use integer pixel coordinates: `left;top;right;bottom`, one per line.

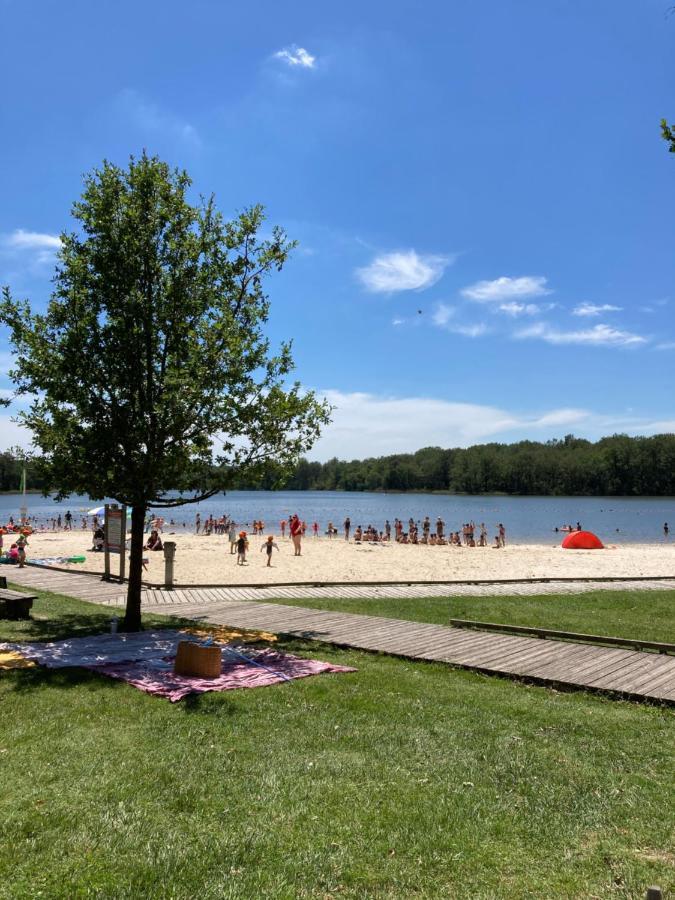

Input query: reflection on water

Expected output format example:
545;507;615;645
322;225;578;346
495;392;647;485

1;491;673;544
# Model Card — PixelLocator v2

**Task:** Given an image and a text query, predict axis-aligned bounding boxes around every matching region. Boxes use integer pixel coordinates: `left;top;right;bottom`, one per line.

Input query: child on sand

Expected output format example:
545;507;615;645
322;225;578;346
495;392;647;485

16;533;28;568
261;535;279;567
236;532;249;565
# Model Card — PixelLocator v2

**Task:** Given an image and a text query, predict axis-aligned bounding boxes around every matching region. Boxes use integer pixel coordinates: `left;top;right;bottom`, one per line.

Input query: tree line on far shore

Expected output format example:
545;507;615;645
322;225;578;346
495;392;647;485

3;433;675;497
279;434;675;496
0;451;48;493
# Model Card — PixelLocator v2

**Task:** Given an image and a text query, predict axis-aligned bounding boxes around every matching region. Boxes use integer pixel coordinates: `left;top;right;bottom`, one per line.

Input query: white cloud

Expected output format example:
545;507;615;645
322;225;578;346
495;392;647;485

356;250;452;293
1;229;61;266
451;322;489;338
0;415;31;450
462;275;551;303
572;303;622;317
391;318;404;326
306;391;644;459
4;230;61;251
655;341;675;350
498;302;543;317
432;303;455;326
431;303;489;337
515;322;647;347
273;45;316;69
431;303;487;337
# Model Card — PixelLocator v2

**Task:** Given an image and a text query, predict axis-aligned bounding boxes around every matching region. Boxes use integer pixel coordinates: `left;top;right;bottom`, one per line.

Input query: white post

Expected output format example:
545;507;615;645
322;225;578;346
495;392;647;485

163;541;176;590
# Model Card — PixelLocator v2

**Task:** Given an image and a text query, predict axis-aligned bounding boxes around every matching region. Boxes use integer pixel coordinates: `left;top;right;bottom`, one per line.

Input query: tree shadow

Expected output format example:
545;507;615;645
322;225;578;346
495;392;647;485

0;612;118;643
2;663;127;695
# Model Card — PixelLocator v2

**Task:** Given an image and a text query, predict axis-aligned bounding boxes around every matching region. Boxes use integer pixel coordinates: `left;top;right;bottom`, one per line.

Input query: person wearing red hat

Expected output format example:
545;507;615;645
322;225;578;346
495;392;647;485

236;531;249;565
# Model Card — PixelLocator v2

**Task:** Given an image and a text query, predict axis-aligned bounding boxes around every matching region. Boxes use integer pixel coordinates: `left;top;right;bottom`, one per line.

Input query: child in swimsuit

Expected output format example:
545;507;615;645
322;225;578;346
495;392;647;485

261;535;279;567
236;532;249;565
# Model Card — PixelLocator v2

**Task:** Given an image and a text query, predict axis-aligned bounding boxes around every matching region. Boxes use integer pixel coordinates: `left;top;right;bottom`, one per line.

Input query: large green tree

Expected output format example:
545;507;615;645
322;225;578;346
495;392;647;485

0;154;330;630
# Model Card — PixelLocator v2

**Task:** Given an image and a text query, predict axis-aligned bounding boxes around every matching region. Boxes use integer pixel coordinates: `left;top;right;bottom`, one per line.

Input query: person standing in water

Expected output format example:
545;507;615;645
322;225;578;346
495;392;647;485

665;522;670;539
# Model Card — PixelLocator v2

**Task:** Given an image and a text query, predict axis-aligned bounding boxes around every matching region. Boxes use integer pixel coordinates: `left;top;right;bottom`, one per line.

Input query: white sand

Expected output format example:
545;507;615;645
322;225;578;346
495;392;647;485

18;530;675;585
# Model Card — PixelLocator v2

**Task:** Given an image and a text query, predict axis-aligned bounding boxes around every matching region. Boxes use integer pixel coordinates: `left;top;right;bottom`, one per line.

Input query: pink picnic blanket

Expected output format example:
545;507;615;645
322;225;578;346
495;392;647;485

85;646;355;701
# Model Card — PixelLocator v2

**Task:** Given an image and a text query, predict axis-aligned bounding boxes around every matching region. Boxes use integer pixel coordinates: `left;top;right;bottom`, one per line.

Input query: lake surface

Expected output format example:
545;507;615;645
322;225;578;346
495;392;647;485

1;491;673;544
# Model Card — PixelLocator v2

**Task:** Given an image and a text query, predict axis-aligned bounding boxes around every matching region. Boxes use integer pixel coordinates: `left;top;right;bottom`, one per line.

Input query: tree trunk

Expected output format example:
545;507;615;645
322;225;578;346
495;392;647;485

122;504;146;632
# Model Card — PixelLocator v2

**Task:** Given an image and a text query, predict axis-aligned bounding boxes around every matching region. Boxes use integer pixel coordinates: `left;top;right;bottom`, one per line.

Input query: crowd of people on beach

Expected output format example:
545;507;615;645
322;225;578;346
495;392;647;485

2;508;671;570
182;512;510;566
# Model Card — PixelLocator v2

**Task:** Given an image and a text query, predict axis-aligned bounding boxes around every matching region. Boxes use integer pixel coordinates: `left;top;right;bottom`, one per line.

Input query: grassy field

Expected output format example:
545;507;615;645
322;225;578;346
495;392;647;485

262;590;675;644
0;588;673;899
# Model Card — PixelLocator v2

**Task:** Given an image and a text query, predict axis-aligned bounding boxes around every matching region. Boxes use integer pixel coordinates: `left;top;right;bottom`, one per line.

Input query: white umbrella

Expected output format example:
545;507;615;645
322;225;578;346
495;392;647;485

87;506;132;518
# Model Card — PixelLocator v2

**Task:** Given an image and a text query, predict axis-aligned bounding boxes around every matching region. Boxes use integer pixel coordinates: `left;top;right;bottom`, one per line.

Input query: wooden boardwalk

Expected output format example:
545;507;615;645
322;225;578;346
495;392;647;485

6;566;675;703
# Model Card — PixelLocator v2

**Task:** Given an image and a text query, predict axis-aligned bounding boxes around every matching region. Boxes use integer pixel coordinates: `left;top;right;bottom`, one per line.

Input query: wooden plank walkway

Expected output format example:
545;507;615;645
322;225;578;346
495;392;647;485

5;566;674;703
146;598;674;703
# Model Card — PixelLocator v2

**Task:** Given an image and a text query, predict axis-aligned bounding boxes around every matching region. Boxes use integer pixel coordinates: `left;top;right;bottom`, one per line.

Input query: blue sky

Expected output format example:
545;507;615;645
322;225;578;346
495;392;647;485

1;0;673;459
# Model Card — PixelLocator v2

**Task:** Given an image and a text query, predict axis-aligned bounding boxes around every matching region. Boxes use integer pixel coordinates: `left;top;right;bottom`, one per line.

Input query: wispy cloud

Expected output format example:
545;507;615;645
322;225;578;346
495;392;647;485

462;275;551;303
273;45;316;69
307;391;610;459
357;250;452;293
655;341;675;350
498;302;545;317
516;322;647;347
431;303;487;337
1;229;61;266
572;303;622;317
117;89;202;149
432;303;455;326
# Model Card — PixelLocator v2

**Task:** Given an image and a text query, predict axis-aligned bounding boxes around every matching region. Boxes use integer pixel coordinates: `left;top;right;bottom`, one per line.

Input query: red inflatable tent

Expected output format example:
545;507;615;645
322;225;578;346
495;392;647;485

561;530;604;550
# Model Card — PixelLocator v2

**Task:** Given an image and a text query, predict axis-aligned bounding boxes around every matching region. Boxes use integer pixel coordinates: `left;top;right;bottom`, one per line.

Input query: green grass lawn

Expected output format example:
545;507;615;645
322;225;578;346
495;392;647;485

262;590;675;644
0;589;673;899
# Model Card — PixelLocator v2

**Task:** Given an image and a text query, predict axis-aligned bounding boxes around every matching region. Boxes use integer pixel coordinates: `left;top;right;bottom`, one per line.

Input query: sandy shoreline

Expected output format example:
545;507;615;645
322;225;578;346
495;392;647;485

11;530;675;586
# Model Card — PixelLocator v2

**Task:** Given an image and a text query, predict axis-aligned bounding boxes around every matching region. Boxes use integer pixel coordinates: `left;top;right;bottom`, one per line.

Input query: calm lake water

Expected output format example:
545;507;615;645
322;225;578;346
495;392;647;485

1;491;673;544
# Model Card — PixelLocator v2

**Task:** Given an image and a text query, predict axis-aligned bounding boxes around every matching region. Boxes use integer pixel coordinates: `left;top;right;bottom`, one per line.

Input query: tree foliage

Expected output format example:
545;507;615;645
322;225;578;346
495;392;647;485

661;117;675;152
281;434;675;496
0;154;330;628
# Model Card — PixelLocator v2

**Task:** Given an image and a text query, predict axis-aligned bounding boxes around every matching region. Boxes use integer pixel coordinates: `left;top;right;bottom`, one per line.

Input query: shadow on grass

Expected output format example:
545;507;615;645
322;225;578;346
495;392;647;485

1;612;118;643
2;663;126;695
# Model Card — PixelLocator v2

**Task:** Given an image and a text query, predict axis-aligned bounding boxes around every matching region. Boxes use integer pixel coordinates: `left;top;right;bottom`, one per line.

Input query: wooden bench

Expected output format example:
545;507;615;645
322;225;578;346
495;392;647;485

0;585;37;620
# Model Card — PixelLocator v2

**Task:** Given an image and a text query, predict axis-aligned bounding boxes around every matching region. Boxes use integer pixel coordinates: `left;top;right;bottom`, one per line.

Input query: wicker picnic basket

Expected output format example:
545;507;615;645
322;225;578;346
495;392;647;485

174;641;222;678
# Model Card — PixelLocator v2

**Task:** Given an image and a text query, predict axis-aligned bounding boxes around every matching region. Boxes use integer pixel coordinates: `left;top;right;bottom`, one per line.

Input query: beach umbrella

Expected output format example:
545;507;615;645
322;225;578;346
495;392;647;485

561;530;604;550
87;506;132;518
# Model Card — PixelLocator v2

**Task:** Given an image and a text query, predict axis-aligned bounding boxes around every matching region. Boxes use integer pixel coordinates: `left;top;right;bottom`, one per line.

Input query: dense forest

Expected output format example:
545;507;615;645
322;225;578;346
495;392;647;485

2;434;675;496
0;451;49;493
283;434;675;496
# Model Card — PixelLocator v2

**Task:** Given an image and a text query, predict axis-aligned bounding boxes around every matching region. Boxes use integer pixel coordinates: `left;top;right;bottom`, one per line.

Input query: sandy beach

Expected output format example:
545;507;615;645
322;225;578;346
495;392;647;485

14;530;675;585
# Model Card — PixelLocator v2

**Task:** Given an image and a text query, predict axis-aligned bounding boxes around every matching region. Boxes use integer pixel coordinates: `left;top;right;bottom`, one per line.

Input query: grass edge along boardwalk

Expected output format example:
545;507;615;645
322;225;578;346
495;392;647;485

6;569;675;704
6;567;675;703
152;598;675;705
1;586;674;898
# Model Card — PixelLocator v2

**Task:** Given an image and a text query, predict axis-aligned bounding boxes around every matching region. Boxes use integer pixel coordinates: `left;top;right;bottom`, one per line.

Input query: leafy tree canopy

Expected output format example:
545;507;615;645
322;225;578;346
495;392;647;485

0;153;330;627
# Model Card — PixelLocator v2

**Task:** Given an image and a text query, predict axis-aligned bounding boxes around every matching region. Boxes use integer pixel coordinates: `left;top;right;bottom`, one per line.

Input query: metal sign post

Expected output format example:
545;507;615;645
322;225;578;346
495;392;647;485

104;504;127;582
